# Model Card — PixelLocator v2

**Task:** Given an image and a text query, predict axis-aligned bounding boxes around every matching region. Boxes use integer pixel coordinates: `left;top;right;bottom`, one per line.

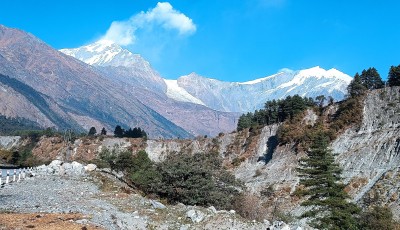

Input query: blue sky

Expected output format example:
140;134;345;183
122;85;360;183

1;0;399;81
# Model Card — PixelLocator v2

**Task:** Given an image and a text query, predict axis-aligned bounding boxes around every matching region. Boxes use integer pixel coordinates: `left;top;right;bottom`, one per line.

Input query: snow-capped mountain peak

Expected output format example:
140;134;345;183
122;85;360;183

164;79;206;106
60;39;149;68
277;66;352;89
61;39;353;114
169;66;353;113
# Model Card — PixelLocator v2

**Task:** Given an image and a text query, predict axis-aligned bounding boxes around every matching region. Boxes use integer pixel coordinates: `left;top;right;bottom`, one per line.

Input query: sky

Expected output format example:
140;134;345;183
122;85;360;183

0;0;399;81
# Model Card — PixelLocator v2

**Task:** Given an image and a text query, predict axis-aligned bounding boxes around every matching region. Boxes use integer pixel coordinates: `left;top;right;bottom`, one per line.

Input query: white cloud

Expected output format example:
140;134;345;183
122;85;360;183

102;2;196;46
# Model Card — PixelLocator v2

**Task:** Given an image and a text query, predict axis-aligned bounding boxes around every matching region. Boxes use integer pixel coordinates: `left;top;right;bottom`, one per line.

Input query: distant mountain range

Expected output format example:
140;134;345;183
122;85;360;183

0;24;352;138
61;40;352;113
166;67;351;112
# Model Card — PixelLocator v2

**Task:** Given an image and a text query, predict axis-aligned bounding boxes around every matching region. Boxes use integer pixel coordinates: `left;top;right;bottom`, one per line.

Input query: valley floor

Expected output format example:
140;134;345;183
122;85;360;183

0;171;276;230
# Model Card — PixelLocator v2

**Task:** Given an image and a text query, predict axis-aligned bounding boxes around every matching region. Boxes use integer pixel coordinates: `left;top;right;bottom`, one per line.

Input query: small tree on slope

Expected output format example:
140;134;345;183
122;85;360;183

388;65;400;87
297;132;360;229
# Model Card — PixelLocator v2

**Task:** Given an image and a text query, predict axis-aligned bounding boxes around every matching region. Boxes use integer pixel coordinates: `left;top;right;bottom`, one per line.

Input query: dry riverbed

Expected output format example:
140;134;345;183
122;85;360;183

0;170;276;230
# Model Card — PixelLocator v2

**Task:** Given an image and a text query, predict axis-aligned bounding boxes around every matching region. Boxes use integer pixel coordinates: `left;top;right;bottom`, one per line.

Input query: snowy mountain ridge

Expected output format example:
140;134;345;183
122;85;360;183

60;40;353;113
60;39;151;70
170;67;352;112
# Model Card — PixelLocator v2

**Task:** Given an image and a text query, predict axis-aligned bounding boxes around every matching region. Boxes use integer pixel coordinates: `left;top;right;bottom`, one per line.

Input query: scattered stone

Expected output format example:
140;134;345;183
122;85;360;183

271;221;290;230
207;206;217;214
150;200;166;209
263;219;270;226
180;224;190;230
71;161;85;175
76;219;89;224
84;164;97;172
186;210;205;223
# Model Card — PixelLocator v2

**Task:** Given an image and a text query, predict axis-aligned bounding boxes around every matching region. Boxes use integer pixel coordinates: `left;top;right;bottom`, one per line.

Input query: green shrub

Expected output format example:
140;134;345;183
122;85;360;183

152;152;243;210
114;150;135;172
130;150;161;192
98;147;118;170
360;206;396;230
97;149;244;210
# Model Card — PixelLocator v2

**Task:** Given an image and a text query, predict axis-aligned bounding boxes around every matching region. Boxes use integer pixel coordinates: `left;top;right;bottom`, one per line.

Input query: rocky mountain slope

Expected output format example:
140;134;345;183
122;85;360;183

60;39;167;93
60;39;239;137
6;87;398;221
0;25;238;138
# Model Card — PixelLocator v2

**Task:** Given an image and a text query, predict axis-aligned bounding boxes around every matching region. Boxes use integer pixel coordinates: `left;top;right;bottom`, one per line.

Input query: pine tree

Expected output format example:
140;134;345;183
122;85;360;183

297;132;360;229
114;125;124;138
388;65;400;87
100;127;107;135
347;73;367;97
237;113;253;131
88;127;97;136
360;67;384;90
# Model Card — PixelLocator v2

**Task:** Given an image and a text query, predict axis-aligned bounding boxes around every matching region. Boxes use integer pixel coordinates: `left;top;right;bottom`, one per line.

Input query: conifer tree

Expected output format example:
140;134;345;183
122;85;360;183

100;127;107;135
114;125;124;138
360;67;384;90
88;127;96;136
347;73;367;97
388;65;400;87
297;132;360;229
237;113;253;131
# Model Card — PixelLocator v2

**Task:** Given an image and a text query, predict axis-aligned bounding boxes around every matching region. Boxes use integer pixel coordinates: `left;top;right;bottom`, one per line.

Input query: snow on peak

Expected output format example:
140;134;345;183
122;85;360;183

278;66;352;89
164;79;205;106
239;72;282;85
60;39;148;68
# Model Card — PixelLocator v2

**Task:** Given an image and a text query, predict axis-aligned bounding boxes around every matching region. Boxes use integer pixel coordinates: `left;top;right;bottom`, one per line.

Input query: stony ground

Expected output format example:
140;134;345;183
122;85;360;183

0;171;281;230
0;213;103;230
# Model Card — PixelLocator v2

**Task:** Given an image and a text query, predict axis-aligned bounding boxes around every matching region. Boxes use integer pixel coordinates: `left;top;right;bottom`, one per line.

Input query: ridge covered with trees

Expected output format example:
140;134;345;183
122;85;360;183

114;125;147;139
0;115;42;135
237;95;315;131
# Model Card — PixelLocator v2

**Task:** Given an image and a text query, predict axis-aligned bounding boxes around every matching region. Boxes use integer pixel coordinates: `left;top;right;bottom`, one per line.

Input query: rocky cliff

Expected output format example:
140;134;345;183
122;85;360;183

2;87;400;220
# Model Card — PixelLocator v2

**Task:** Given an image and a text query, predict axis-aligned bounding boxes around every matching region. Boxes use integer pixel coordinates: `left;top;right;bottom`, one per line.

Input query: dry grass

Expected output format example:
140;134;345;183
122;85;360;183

0;213;104;230
233;193;268;221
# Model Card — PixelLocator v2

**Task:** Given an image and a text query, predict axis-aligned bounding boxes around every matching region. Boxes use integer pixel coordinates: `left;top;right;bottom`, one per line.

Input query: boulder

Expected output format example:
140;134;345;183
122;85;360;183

271;221;290;230
63;162;72;173
150;200;166;209
48;160;63;174
62;161;85;175
71;161;85;175
49;160;63;167
186;210;205;223
84;164;97;172
207;206;217;214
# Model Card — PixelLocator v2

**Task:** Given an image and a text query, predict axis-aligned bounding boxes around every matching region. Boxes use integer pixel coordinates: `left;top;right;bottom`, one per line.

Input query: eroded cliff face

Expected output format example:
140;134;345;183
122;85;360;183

333;87;400;219
144;87;400;218
4;87;400;219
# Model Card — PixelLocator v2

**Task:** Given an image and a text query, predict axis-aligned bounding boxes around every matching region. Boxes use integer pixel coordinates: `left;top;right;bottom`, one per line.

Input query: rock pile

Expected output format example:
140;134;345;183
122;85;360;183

35;160;97;176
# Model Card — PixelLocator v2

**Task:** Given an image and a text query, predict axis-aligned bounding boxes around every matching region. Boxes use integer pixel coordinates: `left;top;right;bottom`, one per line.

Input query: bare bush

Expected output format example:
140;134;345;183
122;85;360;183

234;193;268;221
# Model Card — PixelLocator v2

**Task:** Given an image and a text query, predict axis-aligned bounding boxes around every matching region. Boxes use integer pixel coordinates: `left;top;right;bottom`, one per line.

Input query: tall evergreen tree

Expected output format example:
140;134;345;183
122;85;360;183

315;95;326;108
114;125;124;138
360;67;384;90
100;127;107;135
388;65;400;87
297;132;360;229
88;127;97;136
347;73;367;97
237;113;253;131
